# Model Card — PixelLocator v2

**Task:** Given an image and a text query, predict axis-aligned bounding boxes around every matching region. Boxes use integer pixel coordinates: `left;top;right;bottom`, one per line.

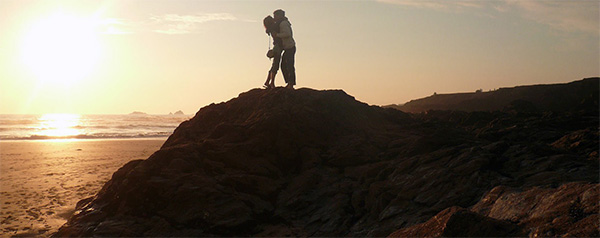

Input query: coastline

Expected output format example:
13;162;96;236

0;138;166;237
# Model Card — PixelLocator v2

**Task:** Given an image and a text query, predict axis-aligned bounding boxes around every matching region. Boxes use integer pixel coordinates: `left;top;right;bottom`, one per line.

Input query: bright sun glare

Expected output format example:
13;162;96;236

37;113;82;138
20;11;102;86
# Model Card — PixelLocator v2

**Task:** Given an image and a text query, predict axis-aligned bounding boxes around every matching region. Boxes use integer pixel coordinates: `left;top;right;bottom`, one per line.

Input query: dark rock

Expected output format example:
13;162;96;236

389;182;599;237
472;182;599;237
397;78;599;113
552;128;599;158
54;87;599;237
388;206;520;237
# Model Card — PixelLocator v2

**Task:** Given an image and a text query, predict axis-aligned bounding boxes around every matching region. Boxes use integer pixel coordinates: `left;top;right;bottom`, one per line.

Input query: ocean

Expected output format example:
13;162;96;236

0;114;191;140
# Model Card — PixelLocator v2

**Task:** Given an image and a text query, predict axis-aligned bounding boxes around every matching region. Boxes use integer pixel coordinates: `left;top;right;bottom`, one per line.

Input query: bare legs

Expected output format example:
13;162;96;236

264;71;276;89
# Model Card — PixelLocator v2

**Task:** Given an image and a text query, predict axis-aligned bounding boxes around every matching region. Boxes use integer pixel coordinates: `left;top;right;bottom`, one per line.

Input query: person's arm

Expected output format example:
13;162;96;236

276;21;292;38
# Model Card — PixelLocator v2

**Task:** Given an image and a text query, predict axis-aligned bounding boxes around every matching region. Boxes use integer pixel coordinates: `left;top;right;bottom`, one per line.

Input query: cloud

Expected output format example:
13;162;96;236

150;13;237;34
376;0;486;12
377;0;599;35
504;0;599;35
98;18;134;35
93;13;240;35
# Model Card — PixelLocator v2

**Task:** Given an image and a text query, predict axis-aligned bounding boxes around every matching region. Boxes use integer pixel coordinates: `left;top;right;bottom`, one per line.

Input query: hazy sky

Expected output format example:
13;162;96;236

1;0;598;114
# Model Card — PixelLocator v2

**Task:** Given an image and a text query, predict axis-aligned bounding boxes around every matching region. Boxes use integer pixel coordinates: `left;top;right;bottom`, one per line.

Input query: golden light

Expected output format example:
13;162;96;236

37;113;82;138
20;11;103;86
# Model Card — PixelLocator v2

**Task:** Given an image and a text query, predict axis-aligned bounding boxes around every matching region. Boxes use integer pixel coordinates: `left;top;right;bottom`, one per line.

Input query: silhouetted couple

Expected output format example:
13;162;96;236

263;9;296;89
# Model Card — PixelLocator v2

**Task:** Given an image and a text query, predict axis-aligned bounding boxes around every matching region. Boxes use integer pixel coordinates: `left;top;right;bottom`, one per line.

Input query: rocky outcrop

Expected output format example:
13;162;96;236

54;87;598;237
393;77;599;113
390;182;599;237
388;206;520;237
472;182;599;237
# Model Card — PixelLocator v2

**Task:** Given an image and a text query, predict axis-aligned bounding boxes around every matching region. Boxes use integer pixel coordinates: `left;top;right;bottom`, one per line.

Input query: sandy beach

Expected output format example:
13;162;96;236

0;138;165;237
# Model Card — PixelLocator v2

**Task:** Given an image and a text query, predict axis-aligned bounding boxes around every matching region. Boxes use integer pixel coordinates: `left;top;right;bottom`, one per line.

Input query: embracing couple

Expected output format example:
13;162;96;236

263;9;296;89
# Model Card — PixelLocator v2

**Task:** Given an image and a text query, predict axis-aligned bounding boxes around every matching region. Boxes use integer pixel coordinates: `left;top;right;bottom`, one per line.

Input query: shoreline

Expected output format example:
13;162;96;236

0;136;171;143
0;138;166;237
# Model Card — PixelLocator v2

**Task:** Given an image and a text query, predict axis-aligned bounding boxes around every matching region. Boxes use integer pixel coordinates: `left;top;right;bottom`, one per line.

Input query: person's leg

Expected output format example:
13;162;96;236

264;70;276;88
286;47;296;86
280;50;289;85
264;71;270;88
270;51;282;86
268;71;276;88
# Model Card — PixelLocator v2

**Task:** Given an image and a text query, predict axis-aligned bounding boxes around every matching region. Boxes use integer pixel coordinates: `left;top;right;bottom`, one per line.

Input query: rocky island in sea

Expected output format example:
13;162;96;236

54;78;598;237
129;111;148;116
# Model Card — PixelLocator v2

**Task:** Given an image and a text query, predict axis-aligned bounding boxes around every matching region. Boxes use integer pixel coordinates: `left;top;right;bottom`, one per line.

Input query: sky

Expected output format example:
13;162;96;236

0;0;598;114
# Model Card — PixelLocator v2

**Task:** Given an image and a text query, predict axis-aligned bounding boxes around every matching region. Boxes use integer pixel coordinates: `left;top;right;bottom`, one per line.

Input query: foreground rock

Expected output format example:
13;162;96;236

388;206;520;237
390;182;599;237
54;88;598;237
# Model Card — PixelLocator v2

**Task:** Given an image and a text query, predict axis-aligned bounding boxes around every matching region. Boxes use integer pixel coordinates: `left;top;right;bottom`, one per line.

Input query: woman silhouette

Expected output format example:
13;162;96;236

263;15;282;89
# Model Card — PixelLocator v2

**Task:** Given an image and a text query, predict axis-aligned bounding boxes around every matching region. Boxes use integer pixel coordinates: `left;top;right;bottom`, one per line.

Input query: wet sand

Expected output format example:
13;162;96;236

0;139;165;237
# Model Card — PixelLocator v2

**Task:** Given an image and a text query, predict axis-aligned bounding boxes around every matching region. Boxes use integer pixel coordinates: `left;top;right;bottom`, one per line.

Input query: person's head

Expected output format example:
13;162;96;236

273;9;285;20
263;15;276;34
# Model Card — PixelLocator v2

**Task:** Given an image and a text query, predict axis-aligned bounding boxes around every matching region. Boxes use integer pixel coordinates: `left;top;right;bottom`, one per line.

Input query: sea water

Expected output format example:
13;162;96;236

0;114;191;140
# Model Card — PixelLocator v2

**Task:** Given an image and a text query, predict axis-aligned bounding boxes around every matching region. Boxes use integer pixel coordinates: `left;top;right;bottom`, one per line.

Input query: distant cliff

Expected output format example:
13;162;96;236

391;78;599;113
55;87;598;237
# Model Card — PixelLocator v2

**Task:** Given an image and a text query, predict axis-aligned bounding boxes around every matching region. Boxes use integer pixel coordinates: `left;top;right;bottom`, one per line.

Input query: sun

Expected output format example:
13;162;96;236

20;11;103;86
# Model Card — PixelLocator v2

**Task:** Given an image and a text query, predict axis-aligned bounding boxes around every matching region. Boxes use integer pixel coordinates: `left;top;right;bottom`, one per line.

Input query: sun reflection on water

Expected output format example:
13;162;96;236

37;114;82;138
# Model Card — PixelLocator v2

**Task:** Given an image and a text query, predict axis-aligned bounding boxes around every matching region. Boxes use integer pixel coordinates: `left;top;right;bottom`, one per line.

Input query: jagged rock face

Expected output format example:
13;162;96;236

54;88;598;237
388;206;520;237
390;182;599;237
473;182;599;237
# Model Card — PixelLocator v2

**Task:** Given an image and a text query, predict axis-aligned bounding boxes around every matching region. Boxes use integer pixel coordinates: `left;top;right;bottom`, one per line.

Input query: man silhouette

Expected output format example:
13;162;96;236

272;9;296;89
